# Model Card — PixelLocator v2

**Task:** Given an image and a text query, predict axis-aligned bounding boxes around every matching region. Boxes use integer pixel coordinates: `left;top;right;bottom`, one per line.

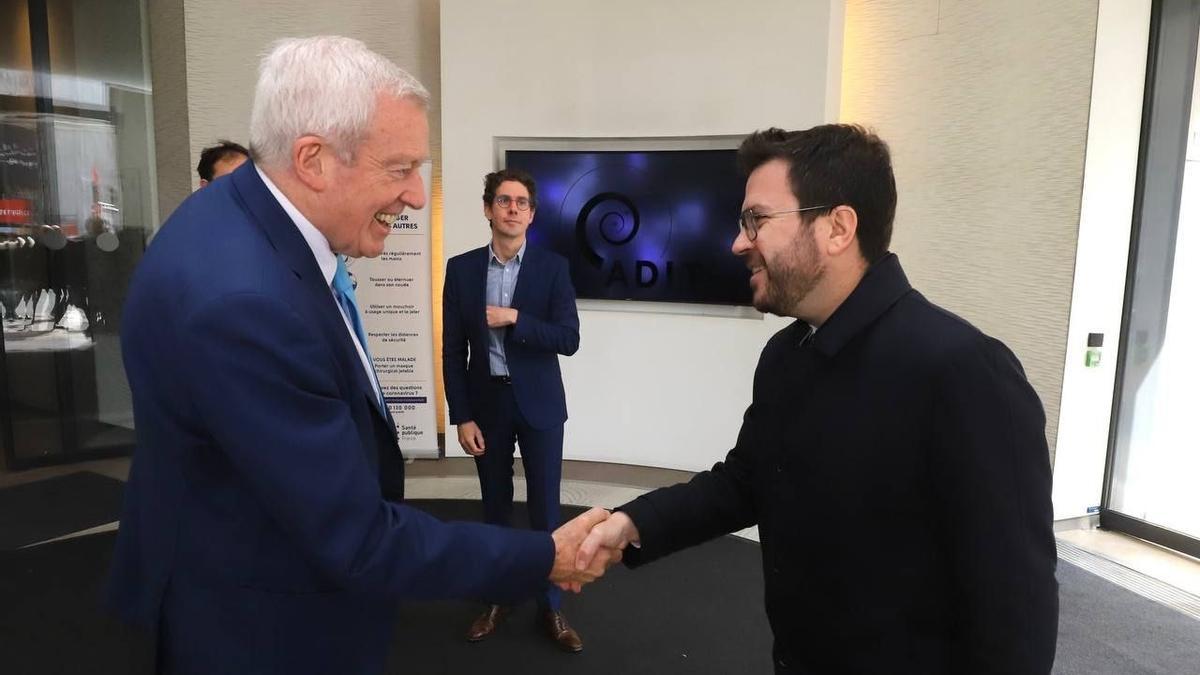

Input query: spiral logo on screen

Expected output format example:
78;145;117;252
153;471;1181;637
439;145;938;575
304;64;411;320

574;192;640;269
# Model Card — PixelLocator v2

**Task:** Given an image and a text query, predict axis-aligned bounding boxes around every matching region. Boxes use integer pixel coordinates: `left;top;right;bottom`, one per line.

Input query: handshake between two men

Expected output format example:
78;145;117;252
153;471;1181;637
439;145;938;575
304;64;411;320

547;508;642;593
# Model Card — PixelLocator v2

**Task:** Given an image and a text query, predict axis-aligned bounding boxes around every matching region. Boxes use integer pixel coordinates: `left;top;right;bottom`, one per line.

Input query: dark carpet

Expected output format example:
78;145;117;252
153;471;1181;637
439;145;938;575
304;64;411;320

385;501;773;674
1055;561;1200;675
0;471;125;550
1;499;1198;674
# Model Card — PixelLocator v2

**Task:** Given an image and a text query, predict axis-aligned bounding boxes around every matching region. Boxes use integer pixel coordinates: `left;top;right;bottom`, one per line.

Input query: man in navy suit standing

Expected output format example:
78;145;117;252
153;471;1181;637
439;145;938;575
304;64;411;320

442;169;584;651
105;36;616;675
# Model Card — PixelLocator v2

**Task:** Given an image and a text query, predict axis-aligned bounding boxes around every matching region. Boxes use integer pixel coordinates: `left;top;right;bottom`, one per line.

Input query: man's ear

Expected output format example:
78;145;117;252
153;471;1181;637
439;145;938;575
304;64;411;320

825;205;859;257
292;135;330;191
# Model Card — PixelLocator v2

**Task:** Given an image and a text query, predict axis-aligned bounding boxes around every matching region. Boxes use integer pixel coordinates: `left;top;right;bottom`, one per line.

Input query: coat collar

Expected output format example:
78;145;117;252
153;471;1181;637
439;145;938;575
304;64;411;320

809;252;912;358
474;241;536;268
488;239;527;266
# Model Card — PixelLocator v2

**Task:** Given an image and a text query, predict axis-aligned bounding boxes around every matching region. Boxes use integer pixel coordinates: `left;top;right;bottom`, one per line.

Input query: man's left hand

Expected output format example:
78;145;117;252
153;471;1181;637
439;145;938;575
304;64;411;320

486;306;518;328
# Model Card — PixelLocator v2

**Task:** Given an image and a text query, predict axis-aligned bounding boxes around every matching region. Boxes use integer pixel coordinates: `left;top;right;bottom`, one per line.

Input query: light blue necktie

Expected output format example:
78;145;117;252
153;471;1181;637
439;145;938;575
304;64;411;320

332;255;384;409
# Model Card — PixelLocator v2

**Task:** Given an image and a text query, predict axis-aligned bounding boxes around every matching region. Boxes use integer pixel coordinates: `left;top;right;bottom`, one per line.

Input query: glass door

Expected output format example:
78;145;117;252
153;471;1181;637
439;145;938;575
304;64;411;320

1104;0;1200;558
1;0;157;469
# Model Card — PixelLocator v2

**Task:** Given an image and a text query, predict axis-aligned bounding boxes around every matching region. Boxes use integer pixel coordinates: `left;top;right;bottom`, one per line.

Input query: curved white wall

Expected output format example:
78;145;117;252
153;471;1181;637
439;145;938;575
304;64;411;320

440;0;842;470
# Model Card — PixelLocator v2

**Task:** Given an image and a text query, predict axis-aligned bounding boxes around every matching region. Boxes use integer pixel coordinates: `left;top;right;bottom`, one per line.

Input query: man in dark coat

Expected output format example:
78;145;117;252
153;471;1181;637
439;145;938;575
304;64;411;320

578;124;1058;675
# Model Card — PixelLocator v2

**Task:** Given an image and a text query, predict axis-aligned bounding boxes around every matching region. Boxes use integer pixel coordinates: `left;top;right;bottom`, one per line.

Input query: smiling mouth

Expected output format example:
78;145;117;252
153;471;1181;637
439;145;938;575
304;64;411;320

374;212;400;226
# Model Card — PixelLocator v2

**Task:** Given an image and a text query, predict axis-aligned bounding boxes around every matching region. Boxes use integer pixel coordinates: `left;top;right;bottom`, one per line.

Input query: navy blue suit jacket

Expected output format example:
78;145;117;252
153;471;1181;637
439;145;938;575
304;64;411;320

442;245;579;430
105;163;554;674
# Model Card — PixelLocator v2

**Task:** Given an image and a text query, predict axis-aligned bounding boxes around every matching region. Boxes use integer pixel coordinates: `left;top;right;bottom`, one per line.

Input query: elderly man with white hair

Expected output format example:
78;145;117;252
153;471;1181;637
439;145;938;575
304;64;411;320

105;36;618;675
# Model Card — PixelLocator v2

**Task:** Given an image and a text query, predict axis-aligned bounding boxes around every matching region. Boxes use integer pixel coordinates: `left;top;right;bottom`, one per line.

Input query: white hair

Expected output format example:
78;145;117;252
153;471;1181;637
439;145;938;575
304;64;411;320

249;36;429;169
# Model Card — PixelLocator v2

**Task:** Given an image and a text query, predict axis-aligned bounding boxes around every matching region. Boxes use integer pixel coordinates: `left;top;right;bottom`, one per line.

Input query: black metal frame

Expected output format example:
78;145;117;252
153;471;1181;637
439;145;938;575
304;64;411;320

1100;511;1200;561
1101;0;1200;556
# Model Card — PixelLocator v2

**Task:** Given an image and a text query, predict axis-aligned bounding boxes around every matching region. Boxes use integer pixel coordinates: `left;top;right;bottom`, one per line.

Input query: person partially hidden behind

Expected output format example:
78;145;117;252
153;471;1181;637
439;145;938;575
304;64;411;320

195;139;249;188
105;36;618;675
442;168;584;651
578;124;1059;674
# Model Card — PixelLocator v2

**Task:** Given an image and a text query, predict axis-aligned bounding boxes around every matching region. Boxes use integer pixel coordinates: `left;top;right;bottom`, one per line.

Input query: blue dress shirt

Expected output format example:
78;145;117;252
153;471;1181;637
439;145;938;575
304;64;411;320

487;241;525;376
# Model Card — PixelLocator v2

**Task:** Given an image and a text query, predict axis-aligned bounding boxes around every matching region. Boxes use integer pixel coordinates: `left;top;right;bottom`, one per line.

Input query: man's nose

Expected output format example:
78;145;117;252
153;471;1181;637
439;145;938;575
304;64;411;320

403;172;427;210
731;228;752;256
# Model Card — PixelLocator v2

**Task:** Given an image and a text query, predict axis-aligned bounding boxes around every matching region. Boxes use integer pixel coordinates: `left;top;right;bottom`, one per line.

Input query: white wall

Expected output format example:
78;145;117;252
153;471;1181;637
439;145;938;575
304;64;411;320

441;0;841;470
1052;0;1152;520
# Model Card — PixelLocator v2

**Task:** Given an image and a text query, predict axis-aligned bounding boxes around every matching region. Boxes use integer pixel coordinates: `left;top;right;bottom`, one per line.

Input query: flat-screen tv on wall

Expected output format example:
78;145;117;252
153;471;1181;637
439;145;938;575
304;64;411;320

499;137;751;306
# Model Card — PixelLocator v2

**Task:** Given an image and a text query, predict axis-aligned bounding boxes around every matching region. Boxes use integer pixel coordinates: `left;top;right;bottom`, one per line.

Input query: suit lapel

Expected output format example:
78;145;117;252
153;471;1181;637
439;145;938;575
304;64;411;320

230;162;396;434
473;246;491;335
510;245;533;311
363;371;391;428
365;348;392;429
230;161;328;300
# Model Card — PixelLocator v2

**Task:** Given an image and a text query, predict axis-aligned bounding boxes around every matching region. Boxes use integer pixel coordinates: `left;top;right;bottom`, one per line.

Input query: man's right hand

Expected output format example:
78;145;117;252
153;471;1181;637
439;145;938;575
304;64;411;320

457;421;485;456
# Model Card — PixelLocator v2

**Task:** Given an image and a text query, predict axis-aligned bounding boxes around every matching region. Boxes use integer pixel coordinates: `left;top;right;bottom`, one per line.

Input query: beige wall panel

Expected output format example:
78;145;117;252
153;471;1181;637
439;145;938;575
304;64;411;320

842;0;1101;457
182;0;441;189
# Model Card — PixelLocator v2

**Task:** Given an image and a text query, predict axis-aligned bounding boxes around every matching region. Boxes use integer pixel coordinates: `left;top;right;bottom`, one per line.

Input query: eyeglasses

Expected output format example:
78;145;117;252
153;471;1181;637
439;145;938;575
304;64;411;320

493;195;532;211
738;205;831;242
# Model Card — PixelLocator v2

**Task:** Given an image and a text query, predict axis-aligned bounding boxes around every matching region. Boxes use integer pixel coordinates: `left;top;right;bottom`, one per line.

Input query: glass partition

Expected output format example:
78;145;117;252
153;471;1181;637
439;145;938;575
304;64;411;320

1;0;156;469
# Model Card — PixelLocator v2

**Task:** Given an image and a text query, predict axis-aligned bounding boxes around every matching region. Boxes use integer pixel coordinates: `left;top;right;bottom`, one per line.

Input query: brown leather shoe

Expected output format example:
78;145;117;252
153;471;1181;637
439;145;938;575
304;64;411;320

466;605;508;642
542;609;583;653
